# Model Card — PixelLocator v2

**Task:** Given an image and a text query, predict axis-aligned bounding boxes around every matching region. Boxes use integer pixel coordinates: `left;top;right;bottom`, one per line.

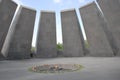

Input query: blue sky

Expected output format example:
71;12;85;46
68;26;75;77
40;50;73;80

18;0;94;46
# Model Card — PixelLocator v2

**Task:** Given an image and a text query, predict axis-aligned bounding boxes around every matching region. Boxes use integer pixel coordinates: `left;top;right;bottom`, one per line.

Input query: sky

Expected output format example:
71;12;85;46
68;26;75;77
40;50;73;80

17;0;94;46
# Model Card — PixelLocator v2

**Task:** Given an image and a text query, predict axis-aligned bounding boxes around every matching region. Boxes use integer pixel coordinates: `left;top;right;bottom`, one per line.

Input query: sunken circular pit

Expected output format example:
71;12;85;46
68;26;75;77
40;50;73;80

29;64;83;73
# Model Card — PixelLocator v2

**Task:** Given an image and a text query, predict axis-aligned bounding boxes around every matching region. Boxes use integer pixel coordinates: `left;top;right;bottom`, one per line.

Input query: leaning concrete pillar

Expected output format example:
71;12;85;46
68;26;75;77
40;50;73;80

97;0;120;56
61;9;84;57
80;2;114;57
2;5;36;59
37;11;57;58
0;0;17;59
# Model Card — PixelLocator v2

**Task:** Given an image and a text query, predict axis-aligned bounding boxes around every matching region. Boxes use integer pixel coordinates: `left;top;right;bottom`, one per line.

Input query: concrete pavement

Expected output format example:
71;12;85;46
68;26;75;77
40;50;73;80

0;57;120;80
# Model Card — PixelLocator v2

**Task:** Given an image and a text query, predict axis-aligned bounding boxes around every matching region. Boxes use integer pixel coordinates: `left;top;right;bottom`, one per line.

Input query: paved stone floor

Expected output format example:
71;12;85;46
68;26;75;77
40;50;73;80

0;57;120;80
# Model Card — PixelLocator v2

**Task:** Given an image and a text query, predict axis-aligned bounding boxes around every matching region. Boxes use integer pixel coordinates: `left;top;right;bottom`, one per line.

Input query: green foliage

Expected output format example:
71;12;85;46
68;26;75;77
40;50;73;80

85;40;89;48
57;43;63;50
31;47;36;53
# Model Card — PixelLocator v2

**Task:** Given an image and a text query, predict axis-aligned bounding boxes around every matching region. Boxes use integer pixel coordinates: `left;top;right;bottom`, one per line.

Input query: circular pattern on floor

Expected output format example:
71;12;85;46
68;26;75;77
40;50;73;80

29;64;83;73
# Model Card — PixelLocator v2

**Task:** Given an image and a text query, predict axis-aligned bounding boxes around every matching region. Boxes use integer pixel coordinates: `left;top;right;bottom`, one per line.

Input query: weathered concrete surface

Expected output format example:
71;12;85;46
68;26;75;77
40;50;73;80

61;9;84;57
80;2;114;57
0;0;17;59
1;5;22;58
0;0;1;2
97;0;120;56
7;6;36;59
0;57;120;80
37;11;57;58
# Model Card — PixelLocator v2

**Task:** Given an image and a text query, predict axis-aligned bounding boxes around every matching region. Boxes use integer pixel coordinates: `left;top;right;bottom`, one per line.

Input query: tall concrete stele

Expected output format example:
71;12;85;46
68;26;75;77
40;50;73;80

61;9;84;57
80;2;114;56
97;0;120;56
6;6;36;59
0;0;17;59
1;3;36;59
37;11;57;58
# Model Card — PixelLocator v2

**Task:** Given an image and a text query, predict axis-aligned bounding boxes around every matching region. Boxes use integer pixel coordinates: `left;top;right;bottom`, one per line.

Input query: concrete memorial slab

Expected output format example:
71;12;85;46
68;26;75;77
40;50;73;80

97;0;120;56
80;2;114;56
61;9;84;57
5;6;36;59
0;0;17;59
37;11;57;58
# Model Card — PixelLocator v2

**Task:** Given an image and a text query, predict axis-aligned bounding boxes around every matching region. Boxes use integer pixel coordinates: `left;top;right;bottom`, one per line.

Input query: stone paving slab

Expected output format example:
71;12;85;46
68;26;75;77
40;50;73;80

0;57;120;80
